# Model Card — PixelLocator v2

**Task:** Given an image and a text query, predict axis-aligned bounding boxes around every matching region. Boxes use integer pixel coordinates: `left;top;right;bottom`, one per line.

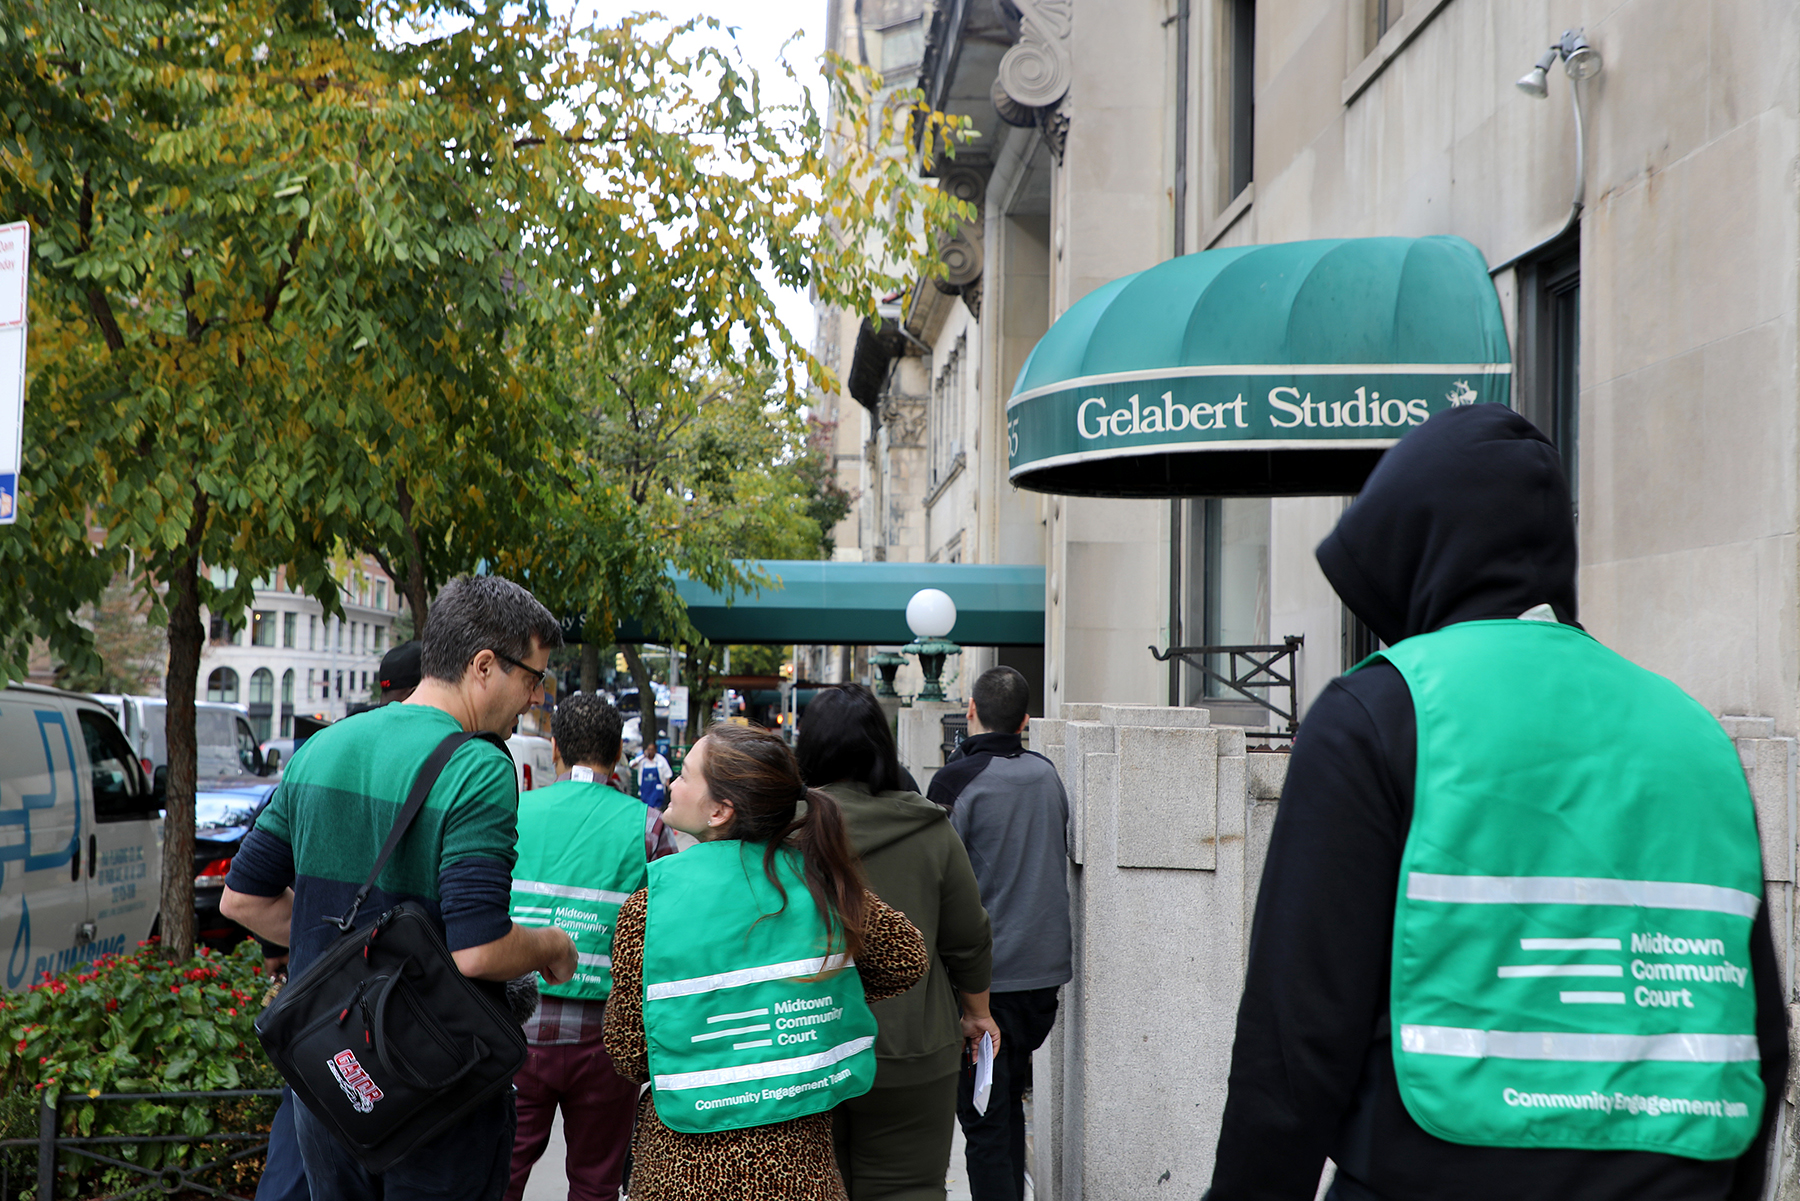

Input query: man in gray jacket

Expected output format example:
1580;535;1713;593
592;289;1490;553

929;666;1071;1201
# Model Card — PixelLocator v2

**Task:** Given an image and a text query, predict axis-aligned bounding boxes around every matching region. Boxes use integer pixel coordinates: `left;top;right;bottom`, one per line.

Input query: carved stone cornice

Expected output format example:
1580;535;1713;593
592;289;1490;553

1039;103;1069;165
879;394;928;450
996;0;1071;110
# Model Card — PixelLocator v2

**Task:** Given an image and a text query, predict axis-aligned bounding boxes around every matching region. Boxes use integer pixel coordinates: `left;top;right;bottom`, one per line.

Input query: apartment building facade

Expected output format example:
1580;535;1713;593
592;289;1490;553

197;558;405;739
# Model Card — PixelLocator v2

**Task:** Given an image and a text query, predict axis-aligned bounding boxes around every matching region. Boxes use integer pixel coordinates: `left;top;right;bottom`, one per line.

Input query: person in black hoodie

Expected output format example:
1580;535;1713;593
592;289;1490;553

1208;404;1788;1201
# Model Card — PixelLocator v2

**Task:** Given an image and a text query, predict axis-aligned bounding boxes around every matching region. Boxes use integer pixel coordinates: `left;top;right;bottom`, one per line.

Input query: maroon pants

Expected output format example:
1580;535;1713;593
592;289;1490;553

505;1036;639;1201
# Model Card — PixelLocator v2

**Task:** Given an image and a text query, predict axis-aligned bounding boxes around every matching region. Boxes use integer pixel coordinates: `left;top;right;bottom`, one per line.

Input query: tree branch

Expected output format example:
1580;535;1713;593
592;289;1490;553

262;221;307;326
79;174;124;353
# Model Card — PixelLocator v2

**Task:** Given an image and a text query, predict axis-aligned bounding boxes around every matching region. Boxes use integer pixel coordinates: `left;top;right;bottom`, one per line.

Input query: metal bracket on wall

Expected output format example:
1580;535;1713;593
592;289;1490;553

1149;635;1305;733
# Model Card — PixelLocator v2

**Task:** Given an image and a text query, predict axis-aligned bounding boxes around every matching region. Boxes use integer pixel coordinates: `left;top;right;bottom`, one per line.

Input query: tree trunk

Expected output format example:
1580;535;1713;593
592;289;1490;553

622;644;658;750
158;513;206;963
396;478;431;630
580;642;599;694
685;643;717;741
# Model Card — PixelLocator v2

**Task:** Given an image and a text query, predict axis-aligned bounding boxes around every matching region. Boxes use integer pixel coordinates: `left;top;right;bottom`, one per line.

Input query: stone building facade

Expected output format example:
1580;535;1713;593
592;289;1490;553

813;0;1800;1195
196;558;403;739
818;0;1799;733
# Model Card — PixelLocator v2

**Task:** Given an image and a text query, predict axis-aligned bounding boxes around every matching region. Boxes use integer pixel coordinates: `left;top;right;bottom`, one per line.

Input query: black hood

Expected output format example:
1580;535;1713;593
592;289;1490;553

1315;404;1577;647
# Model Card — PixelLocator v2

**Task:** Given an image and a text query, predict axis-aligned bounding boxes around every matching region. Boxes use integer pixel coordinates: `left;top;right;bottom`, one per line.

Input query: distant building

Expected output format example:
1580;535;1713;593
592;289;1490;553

197;558;404;740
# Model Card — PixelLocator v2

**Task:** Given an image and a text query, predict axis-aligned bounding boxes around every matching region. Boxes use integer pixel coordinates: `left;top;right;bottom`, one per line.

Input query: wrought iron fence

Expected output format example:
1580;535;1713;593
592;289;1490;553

0;1087;281;1200
1149;636;1305;734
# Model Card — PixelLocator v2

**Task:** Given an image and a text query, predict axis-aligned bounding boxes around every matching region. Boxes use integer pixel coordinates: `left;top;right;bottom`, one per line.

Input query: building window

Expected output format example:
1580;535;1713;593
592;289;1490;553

1517;236;1581;513
336;620;344;652
308;615;318;651
875;16;925;74
281;668;294;705
209;613;243;644
374;625;386;653
206;668;240;704
250;610;276;647
374;580;387;610
930;334;965;489
249;668;274;705
282;612;297;648
1364;0;1401;53
1225;0;1256;202
1181;498;1271;705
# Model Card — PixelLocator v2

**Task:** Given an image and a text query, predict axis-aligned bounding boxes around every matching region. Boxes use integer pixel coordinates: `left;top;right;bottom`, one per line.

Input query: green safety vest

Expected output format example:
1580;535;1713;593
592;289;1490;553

509;778;649;1002
1373;619;1765;1159
641;839;878;1134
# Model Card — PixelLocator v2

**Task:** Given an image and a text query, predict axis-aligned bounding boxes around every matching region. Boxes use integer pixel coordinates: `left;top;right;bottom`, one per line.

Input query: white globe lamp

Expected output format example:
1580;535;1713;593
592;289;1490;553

906;589;958;639
901;589;962;702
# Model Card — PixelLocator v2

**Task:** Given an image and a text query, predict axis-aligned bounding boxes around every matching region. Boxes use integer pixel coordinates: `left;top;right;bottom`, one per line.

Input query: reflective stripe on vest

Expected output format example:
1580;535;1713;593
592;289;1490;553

509;779;649;1002
642;840;877;1134
1375;620;1765;1160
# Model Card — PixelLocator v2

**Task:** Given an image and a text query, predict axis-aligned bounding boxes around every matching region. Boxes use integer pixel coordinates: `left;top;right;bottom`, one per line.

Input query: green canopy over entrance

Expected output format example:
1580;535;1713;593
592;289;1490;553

1006;236;1512;497
605;560;1044;646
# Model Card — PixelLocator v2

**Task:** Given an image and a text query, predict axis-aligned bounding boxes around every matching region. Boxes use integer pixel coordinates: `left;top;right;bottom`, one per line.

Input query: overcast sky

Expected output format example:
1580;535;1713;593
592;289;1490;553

553;1;829;347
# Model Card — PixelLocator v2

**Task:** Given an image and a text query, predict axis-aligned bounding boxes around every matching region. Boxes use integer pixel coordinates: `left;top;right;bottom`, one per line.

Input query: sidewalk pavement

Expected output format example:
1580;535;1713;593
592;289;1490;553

519;1110;982;1200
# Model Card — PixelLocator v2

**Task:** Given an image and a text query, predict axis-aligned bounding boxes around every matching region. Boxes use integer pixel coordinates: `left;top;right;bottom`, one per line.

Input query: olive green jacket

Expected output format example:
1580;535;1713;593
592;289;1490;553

823;780;993;1086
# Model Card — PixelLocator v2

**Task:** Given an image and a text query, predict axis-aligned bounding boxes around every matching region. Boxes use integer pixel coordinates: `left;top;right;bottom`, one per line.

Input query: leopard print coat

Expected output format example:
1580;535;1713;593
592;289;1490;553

603;885;929;1200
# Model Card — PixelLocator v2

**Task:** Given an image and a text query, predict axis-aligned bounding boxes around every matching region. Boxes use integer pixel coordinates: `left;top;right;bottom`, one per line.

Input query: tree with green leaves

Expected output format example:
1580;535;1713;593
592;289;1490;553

1;0;969;960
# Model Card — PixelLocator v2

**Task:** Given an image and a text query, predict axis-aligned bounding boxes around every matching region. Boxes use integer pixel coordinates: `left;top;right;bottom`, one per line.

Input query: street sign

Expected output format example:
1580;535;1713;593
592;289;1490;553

0;220;29;524
668;685;689;727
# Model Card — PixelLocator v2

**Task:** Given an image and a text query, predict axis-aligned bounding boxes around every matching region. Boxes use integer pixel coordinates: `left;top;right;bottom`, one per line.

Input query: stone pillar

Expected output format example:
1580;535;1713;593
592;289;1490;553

1721;716;1797;1197
1034;707;1798;1200
1029;704;1288;1201
896;700;964;794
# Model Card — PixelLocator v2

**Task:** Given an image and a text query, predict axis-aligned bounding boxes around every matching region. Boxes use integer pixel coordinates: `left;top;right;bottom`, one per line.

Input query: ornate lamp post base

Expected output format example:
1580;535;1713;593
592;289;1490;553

870;650;907;698
901;637;962;702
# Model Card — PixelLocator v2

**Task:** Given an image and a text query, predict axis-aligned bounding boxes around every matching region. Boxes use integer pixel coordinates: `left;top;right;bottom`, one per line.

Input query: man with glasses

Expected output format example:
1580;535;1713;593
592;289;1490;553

224;575;578;1201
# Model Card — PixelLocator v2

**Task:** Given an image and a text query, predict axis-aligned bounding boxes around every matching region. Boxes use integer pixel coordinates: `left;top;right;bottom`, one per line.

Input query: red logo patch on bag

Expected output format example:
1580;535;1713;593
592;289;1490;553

327;1049;384;1113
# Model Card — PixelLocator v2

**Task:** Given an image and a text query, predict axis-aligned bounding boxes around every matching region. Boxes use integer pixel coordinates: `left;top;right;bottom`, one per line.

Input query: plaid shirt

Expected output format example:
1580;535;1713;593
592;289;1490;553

521;788;678;1046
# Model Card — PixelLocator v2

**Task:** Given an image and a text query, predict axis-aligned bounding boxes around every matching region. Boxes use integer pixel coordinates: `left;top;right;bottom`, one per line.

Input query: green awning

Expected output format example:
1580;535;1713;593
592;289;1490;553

1007;236;1512;497
604;560;1045;646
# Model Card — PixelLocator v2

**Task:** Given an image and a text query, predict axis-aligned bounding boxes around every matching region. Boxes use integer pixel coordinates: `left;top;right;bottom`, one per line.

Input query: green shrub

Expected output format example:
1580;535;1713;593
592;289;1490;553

1;938;283;1198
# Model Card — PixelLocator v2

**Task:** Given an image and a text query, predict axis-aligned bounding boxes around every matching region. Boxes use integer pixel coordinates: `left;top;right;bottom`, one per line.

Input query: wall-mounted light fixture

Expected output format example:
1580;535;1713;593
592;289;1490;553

1492;29;1605;275
1517;29;1603;97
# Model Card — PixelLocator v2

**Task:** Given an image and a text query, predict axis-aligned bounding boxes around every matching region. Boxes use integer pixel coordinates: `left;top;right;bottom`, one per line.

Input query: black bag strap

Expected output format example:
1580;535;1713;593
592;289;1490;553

327;730;506;932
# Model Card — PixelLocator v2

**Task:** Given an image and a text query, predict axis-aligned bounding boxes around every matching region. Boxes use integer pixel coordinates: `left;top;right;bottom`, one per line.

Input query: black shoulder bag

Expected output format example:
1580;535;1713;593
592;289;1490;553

254;730;530;1174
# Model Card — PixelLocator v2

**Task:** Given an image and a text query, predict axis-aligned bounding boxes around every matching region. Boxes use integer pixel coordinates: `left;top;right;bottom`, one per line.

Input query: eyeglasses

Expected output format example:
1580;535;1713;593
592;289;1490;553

489;648;551;694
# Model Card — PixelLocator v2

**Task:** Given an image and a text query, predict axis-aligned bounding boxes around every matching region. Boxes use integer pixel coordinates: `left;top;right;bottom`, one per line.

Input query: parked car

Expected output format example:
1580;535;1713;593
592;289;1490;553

614;684;670;718
91;694;273;781
258;737;296;776
0;684;162;985
192;777;281;951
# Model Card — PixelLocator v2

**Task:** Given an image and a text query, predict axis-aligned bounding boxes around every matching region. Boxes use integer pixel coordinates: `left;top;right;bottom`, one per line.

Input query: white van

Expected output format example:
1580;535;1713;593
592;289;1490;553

92;694;269;778
0;684;162;985
507;732;555;794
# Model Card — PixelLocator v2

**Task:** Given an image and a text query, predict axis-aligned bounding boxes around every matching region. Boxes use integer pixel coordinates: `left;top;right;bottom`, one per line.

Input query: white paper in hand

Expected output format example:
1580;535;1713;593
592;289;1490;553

972;1032;995;1116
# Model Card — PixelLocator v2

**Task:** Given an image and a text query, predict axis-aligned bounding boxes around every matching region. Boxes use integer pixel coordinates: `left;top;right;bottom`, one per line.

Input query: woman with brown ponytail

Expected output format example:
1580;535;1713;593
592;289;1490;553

603;723;929;1200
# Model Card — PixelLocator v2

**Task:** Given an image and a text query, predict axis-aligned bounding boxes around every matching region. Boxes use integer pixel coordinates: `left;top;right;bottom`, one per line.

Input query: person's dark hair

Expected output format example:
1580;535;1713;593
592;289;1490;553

695;723;868;963
972;665;1030;733
552;693;623;769
795;685;902;792
419;575;564;684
